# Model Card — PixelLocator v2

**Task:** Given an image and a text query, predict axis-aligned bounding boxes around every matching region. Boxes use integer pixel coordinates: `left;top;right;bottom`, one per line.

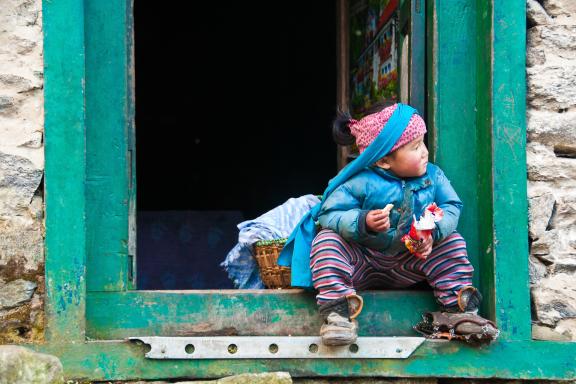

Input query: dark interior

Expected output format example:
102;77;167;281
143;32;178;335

134;2;338;289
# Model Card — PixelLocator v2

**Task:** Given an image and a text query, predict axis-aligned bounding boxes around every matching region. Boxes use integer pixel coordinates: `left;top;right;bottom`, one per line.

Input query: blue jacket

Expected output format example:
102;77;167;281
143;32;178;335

317;163;462;253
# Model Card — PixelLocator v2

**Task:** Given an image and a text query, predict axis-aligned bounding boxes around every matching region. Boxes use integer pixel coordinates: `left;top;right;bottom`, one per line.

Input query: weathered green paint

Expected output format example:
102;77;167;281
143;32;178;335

425;0;436;161
475;0;497;326
43;0;87;343
41;0;571;380
86;291;438;339
31;340;576;381
398;0;426;116
410;0;426;117
433;0;481;291
126;1;137;290
491;1;531;341
85;0;133;292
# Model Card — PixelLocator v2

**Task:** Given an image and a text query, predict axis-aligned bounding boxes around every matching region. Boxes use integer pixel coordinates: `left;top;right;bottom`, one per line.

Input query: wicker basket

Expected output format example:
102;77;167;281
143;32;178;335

253;238;291;289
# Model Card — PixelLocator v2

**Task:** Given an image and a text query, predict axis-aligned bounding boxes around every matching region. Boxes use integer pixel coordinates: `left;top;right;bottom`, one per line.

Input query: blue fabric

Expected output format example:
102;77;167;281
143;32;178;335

278;103;417;288
221;194;321;288
317;163;463;253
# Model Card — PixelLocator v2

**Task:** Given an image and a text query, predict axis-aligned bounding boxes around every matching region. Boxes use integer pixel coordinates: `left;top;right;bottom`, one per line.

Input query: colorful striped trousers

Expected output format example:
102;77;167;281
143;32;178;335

310;228;474;307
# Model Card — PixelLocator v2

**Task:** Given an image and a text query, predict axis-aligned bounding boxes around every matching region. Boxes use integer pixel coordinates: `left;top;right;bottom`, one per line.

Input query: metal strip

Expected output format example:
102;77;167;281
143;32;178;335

128;336;425;359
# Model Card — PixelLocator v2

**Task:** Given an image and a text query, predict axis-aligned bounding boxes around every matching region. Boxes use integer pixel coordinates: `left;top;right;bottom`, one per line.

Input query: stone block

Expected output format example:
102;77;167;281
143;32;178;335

527;64;576;110
555;318;576;341
549;195;576;229
0;74;35;93
295;380;437;384
527;110;576;146
532;272;576;325
527;0;553;27
178;372;292;384
0;345;63;384
532;323;572;341
527;143;576;183
528;191;556;239
529;255;548;284
527;25;576;110
0;278;36;310
542;0;576;25
0;95;18;115
0;151;43;219
0;226;44;271
528;25;576;57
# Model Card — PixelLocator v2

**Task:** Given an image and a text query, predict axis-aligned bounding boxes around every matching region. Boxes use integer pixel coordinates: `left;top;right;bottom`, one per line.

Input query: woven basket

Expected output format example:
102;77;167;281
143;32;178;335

253;238;291;289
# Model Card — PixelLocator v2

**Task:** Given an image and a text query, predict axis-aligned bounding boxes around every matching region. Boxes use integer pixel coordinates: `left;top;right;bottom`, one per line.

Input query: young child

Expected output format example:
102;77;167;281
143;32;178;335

279;102;498;346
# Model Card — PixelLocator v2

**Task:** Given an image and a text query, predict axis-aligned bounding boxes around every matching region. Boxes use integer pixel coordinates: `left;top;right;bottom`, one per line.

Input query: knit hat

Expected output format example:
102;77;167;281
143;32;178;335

348;104;426;154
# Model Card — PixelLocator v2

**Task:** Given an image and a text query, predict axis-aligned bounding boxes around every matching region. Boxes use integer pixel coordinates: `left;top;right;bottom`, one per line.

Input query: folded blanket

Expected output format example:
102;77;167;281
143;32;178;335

221;194;321;289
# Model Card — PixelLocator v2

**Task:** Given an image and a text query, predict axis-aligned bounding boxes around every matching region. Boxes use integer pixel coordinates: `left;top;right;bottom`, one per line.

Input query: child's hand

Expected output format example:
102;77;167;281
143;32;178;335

414;233;433;259
366;204;394;233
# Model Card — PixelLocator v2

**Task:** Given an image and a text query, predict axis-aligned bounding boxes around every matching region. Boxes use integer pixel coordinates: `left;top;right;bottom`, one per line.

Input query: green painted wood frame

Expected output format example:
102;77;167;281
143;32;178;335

40;0;576;381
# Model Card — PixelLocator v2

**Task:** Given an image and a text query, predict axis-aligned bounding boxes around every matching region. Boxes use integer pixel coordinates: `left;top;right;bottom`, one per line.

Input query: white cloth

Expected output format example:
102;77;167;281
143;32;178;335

221;194;321;288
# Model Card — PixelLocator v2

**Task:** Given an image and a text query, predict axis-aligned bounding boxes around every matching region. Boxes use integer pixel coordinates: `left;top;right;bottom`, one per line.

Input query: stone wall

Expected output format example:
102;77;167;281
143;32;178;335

0;0;45;343
526;0;576;341
0;0;574;377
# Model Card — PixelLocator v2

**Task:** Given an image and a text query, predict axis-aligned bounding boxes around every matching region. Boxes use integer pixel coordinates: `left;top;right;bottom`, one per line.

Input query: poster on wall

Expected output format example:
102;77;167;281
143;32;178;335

349;0;399;118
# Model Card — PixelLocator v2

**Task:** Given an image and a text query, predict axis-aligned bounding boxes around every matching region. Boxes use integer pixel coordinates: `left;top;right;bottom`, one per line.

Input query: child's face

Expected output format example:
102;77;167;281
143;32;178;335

375;135;429;178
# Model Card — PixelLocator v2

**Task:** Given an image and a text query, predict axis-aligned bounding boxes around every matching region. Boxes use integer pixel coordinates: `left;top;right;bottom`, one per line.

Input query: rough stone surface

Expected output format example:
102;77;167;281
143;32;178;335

0;345;63;384
527;110;576;147
0;0;45;344
93;379;440;384
527;25;576;109
554;318;576;340
542;0;576;25
528;255;548;284
532;323;572;341
528;190;555;239
532;273;576;326
527;0;576;341
295;380;437;384
0;278;36;310
527;0;553;27
527;143;576;182
178;372;292;384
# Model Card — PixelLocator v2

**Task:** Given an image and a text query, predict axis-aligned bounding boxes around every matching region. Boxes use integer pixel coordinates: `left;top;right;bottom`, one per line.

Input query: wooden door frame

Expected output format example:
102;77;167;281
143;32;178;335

40;0;576;381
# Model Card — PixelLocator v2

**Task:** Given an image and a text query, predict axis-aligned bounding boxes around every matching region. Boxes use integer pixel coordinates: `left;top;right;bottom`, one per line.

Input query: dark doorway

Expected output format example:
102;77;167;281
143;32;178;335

134;3;338;289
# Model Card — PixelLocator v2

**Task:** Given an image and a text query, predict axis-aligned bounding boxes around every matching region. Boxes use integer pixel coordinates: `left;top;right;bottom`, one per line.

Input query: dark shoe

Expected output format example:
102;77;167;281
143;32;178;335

318;294;363;346
414;311;500;343
414;286;500;344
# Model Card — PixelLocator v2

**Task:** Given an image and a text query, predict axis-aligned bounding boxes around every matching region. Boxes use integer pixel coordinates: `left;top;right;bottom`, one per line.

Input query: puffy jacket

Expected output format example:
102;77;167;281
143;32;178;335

317;163;462;253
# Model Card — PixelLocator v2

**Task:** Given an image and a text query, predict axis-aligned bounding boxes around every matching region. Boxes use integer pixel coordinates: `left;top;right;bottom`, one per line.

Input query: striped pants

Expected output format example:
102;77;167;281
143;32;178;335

310;228;474;307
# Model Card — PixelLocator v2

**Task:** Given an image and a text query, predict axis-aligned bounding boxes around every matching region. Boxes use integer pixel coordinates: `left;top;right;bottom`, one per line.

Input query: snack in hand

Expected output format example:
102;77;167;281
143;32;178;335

382;203;394;215
401;203;444;259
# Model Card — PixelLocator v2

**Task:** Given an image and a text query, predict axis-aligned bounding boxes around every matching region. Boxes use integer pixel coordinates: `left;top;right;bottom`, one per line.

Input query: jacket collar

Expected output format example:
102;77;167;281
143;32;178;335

369;165;432;191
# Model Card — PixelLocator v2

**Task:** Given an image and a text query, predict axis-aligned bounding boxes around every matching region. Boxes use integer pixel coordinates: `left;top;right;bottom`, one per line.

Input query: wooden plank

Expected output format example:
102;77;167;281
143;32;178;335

410;0;426;116
336;0;350;170
43;0;87;343
85;0;132;291
32;339;576;381
491;1;531;340
86;290;438;339
433;0;481;287
425;0;437;161
475;0;497;325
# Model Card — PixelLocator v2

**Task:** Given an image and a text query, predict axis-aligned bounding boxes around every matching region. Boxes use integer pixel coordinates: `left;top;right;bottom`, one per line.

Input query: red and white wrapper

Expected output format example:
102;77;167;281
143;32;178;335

401;203;444;259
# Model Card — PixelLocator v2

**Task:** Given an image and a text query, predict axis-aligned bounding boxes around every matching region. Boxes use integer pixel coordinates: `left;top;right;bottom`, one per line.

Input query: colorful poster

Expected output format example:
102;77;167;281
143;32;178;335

350;0;399;117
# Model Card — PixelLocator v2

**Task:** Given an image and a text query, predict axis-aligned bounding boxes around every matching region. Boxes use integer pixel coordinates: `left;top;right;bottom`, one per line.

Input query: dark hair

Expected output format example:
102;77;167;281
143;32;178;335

332;100;397;146
332;109;356;146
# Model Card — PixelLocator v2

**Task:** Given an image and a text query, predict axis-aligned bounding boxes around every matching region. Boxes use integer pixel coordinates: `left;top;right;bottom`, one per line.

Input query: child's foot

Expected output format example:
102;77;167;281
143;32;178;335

414;311;500;343
318;294;363;346
413;286;500;344
320;312;358;346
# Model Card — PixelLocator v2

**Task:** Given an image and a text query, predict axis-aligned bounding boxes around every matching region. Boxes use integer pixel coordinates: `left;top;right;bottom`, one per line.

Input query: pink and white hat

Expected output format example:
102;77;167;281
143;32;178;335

348;104;427;154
